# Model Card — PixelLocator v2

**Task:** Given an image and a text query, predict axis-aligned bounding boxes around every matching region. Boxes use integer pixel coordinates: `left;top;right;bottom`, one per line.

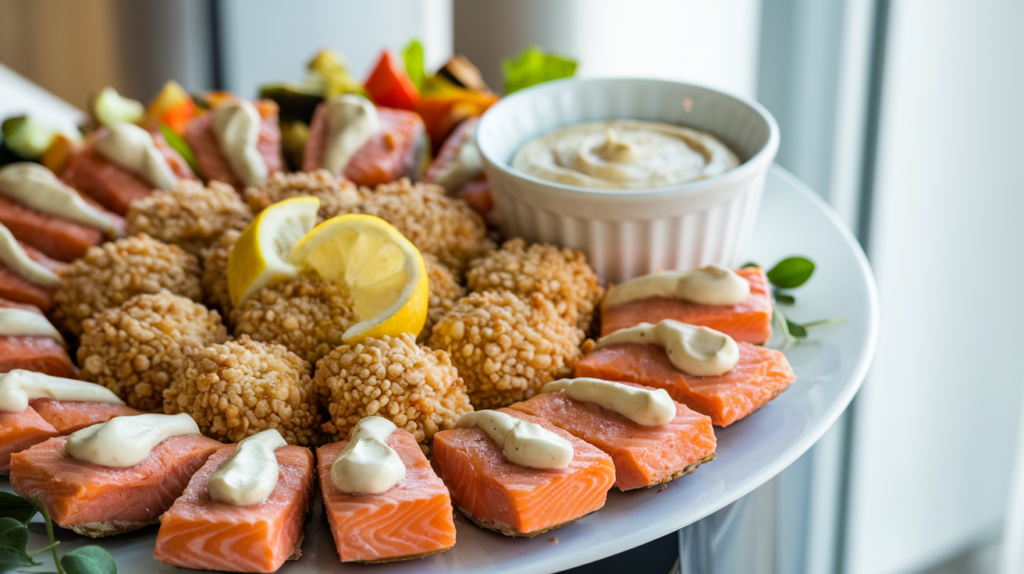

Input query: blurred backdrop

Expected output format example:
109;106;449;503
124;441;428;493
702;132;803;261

1;1;1022;573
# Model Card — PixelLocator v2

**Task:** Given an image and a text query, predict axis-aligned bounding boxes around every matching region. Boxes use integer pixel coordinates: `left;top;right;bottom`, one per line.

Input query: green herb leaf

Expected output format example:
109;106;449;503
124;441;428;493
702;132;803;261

767;257;815;289
773;291;796;305
786;319;808;338
0;545;39;569
741;262;760;269
158;123;202;179
402;39;425;92
501;46;577;95
60;546;117;574
0;492;37;526
0;517;29;552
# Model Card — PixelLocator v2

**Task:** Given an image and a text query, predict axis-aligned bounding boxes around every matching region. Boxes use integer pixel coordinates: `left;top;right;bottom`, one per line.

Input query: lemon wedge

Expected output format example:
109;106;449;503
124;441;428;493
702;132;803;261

289;214;428;343
227;197;320;308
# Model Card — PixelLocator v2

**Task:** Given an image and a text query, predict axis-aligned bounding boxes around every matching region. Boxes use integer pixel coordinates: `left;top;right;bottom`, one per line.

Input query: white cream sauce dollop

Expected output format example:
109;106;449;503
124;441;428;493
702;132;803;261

603;265;750;309
596;319;739;377
321;94;379;175
433;128;483;192
542;378;676;426
0;163;122;236
93;122;178;190
208;429;286;506
66;413;200;468
0;370;123;413
211;101;268;188
330;416;405;495
0;309;65;346
457;410;574;469
0;223;59;287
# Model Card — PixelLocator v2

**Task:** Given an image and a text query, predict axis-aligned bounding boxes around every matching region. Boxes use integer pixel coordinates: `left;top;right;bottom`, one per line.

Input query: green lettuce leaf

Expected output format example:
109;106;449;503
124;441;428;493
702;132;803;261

501;46;577;94
402;39;426;92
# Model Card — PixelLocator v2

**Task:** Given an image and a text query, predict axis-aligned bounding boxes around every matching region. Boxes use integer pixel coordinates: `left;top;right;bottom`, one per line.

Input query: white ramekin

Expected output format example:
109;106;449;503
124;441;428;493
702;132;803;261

476;77;779;283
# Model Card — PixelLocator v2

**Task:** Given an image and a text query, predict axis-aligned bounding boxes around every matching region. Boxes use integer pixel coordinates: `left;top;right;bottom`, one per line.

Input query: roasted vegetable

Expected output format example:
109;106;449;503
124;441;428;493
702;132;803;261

279;120;310;170
402;39;426;92
258;82;324;125
365;50;420;111
307;49;365;99
438;55;490;93
1;116;58;160
145;81;195;134
90;87;145;127
415;88;498;150
40;134;78;175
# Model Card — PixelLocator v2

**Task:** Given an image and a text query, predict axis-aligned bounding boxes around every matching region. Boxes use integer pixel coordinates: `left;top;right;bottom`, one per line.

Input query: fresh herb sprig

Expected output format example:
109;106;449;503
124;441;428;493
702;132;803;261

0;491;116;574
746;257;849;348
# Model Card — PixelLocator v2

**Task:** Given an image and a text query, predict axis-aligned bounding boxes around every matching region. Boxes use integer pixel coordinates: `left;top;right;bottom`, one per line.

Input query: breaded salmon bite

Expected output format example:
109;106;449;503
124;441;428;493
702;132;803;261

78;291;228;411
465;238;604;333
427;291;585;410
231;278;356;365
163;336;323;446
199;228;240;317
243;169;360;221
52;233;203;337
323;179;492;272
315;333;473;455
125;180;251;256
421;254;465;343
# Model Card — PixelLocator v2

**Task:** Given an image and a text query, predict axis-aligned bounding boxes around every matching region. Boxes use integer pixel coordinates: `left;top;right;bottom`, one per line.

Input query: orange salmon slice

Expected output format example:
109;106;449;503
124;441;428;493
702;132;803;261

575;342;796;427
29;398;143;434
154;444;315;573
0;195;118;262
0;406;59;474
183;100;284;189
0;297;75;377
601;267;774;344
509;389;717;491
10;433;223;537
303;105;427;187
317;429;456;563
0;247;66;313
432;408;616;537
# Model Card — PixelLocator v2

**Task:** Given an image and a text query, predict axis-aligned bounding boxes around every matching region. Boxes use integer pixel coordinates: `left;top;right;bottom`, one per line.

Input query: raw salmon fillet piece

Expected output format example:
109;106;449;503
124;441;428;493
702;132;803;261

601;267;774;344
0;246;66;312
10;433;223;537
509;389;717;490
575;342;796;427
432;409;616;536
0;297;75;377
422;117;477;184
154;444;315;573
303;105;427;187
183;100;284;189
0;195;118;262
62;129;196;214
0;406;58;474
317;429;456;563
29;398;143;434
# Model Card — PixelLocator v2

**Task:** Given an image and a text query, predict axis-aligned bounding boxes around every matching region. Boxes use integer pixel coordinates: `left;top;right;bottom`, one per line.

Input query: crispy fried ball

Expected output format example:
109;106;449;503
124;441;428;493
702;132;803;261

322;178;492;271
231;278;356;365
52;234;203;337
315;333;473;454
200;228;240;316
427;291;584;409
421;254;465;343
243;169;361;220
163;336;322;446
466;238;603;333
78;291;228;411
125;180;251;255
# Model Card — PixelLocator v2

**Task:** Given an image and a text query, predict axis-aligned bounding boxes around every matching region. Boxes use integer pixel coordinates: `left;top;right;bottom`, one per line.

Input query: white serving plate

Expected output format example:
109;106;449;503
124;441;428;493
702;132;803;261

1;165;878;574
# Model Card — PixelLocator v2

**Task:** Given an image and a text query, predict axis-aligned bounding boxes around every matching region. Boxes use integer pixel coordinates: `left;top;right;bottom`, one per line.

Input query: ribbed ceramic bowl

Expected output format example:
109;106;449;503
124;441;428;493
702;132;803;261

476;77;780;283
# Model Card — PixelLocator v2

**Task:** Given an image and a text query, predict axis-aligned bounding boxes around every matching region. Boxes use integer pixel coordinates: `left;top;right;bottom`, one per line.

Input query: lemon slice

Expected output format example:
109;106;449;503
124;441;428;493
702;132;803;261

227;197;320;308
289;214;429;343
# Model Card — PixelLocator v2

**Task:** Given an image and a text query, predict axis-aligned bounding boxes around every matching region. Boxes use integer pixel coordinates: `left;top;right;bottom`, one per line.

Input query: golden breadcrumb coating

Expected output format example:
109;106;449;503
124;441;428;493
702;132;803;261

231;278;356;365
466;238;603;333
200;228;240;316
322;178;492;271
78;291;228;411
52;234;203;337
315;333;473;454
163;336;322;446
243;169;361;220
421;254;465;343
125;180;251;255
427;291;584;409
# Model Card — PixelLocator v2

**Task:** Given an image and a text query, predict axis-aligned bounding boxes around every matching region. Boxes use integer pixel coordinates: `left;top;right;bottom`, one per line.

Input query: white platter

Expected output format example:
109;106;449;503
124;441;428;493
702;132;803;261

1;165;878;574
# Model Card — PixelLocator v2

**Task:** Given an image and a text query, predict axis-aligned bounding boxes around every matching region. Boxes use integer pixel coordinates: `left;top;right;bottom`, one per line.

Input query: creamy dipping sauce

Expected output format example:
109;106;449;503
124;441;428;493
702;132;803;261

457;410;573;469
93;122;177;190
66;413;199;468
434;128;483;192
542;378;675;426
0;163;122;236
208;429;286;506
330;416;405;495
512;120;740;189
211;101;268;188
0;223;59;287
603;265;750;309
321;94;379;175
597;319;739;377
0;370;123;413
0;309;65;346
